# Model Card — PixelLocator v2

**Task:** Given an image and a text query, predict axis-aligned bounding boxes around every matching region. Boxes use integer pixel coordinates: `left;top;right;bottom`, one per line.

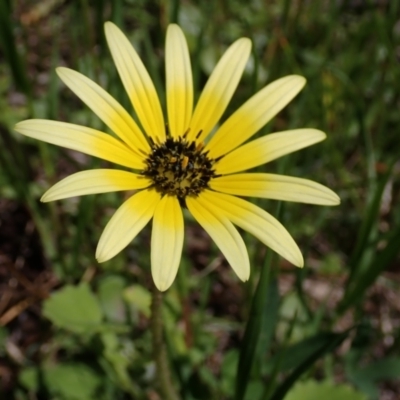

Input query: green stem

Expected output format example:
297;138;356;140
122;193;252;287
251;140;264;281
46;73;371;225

151;287;180;400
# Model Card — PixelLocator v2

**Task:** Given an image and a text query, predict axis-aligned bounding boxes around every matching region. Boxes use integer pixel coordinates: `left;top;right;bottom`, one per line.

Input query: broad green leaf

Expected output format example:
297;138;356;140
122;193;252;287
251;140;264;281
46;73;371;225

123;284;151;318
97;275;127;323
43;283;103;335
44;363;101;400
284;380;367;400
100;332;139;395
19;367;39;392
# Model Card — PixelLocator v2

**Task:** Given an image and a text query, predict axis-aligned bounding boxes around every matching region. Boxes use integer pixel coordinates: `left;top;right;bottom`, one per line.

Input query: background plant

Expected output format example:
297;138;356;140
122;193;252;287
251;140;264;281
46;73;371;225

0;1;399;399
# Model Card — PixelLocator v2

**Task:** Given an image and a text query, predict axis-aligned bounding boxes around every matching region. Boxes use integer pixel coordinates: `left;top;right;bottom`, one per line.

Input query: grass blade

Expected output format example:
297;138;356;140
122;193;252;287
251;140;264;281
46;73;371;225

0;1;31;95
269;331;349;400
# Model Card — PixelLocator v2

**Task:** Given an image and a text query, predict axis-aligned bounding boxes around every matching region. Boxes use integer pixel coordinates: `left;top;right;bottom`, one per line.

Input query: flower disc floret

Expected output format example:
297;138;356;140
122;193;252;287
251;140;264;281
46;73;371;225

142;135;217;203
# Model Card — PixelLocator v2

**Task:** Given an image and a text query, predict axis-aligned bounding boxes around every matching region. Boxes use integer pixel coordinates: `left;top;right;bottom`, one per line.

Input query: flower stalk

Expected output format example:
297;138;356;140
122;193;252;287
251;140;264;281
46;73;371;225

151;287;180;400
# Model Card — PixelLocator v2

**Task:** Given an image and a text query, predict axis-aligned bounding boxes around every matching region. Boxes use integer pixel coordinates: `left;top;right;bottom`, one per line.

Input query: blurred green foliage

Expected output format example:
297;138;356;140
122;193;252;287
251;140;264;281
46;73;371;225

0;0;400;399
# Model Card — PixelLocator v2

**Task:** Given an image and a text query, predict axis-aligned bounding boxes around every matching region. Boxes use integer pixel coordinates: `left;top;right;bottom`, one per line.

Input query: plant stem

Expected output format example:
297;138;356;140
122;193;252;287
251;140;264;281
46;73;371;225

151;287;180;400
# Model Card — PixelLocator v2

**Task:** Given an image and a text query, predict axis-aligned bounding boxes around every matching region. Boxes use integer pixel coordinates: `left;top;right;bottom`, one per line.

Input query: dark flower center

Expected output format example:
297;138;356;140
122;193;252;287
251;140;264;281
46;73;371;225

141;133;217;205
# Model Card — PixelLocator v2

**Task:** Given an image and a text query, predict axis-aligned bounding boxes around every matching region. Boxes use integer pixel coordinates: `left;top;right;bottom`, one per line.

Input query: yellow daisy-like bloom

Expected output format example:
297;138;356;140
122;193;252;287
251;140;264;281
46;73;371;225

15;23;339;291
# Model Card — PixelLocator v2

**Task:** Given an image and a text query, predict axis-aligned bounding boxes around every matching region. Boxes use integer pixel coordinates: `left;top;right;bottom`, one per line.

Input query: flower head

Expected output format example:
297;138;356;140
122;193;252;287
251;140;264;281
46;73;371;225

15;23;340;291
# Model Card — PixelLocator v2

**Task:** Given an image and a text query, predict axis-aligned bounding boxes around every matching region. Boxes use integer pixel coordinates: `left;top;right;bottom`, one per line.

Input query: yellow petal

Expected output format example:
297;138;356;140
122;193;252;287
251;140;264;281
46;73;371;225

96;189;161;263
166;24;193;139
41;169;152;202
200;190;303;267
206;75;306;158
186;195;250;281
215;129;326;175
15;119;145;169
151;195;184;291
104;22;165;142
188;38;252;142
56;67;150;155
210;173;340;205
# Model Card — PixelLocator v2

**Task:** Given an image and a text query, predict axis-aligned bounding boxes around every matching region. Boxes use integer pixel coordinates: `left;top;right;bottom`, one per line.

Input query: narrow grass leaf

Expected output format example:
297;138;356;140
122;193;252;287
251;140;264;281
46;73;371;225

347;162;394;278
268;331;349;400
340;222;400;313
0;1;31;94
234;264;274;400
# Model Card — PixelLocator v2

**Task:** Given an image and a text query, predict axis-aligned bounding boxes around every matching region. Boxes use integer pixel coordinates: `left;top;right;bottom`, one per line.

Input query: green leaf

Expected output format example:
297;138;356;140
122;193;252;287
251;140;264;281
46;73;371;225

244;381;264;400
123;284;152;318
97;275;127;323
235;277;278;400
43;283;103;335
284;380;367;400
356;356;400;381
43;363;101;400
347;356;400;398
0;1;31;95
99;332;139;396
19;367;39;392
256;279;280;358
265;332;345;374
0;326;7;355
220;350;239;396
269;331;349;400
340;220;400;312
341;161;396;313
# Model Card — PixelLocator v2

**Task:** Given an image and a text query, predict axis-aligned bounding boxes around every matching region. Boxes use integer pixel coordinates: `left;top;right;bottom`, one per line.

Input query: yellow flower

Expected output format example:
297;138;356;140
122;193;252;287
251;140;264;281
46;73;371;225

15;23;339;291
